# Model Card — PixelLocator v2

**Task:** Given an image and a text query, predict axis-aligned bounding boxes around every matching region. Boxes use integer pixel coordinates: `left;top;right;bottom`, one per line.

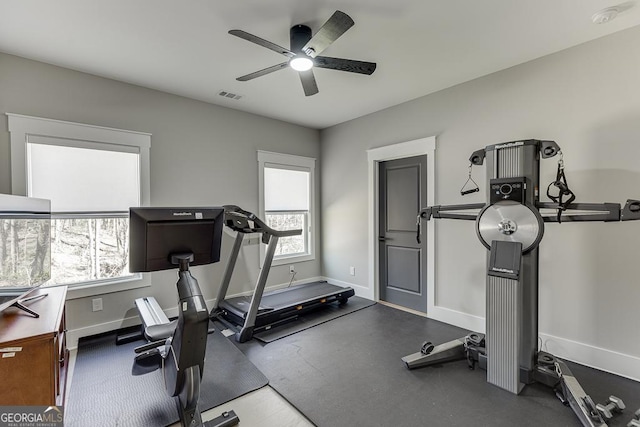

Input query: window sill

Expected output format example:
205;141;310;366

63;273;151;300
272;253;316;266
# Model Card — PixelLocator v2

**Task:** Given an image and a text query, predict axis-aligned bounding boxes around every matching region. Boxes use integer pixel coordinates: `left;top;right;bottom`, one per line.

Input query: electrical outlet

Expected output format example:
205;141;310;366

349;266;356;276
289;265;295;274
92;298;103;312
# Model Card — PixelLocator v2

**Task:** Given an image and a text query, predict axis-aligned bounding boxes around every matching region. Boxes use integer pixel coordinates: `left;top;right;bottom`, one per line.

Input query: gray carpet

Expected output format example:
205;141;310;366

236;304;640;427
253;296;375;343
66;327;268;427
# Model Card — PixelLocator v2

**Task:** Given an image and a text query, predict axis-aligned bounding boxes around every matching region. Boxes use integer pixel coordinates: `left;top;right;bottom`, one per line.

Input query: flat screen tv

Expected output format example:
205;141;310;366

129;207;224;272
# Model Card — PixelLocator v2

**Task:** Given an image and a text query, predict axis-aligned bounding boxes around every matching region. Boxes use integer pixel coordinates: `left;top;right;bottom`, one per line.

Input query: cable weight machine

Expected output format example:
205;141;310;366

403;139;640;427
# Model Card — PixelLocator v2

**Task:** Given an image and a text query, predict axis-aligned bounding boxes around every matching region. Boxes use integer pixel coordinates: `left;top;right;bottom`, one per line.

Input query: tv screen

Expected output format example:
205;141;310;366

129;207;224;272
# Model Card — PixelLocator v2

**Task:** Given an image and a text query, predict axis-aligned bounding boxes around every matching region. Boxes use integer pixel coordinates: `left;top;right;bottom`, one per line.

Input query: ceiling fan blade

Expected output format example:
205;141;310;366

299;69;319;96
301;10;354;58
314;56;376;75
237;62;289;81
229;30;295;58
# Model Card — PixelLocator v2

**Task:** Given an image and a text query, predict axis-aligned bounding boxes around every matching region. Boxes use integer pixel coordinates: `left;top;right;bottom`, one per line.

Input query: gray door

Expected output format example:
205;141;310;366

378;155;428;312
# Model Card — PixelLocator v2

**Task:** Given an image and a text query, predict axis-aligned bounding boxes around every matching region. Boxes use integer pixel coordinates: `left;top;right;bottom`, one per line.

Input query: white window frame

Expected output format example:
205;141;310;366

7;113;151;299
258;150;316;265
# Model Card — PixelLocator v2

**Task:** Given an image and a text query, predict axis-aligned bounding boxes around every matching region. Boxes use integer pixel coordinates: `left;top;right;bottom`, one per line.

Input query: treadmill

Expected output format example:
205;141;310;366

211;205;355;342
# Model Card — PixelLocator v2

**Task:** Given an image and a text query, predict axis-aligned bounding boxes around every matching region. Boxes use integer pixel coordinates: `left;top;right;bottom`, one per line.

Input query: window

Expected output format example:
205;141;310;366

258;151;315;264
8;113;150;296
0;195;51;290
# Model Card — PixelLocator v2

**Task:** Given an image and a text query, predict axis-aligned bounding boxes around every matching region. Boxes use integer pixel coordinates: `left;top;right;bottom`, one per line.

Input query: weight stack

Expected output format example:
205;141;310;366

486;240;524;394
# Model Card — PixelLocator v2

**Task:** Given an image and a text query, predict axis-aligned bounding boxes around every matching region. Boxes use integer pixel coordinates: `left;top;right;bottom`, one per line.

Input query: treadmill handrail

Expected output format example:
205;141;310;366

223;205;302;237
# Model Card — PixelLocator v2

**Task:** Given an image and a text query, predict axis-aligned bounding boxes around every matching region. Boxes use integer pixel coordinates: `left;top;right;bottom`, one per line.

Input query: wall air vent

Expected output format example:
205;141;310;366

218;90;243;100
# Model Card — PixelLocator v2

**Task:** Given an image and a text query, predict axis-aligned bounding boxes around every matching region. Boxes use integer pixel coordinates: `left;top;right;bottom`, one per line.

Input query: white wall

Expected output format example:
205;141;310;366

0;52;321;346
320;26;640;379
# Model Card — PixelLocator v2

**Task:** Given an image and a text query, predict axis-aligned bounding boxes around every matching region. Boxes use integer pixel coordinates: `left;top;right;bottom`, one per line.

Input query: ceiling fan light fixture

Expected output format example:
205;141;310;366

290;56;313;71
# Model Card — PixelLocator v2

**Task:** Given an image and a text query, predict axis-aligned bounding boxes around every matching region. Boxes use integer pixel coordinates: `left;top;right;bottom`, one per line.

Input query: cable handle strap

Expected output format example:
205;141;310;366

546;151;576;223
460;163;480;196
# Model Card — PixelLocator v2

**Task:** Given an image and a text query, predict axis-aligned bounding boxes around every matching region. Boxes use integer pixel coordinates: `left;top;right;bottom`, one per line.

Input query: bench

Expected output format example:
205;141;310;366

135;297;177;342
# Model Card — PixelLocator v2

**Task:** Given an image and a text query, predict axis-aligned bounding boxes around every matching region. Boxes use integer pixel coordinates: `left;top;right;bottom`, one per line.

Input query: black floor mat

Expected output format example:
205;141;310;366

236;304;640;427
66;327;268;427
252;296;375;343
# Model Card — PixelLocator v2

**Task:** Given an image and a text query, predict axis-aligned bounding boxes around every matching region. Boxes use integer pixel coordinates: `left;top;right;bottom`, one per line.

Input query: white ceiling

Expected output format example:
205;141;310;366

1;1;639;129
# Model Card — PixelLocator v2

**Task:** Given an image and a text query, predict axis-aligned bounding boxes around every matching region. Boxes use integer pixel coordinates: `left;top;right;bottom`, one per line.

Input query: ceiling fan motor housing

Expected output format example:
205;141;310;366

290;25;312;54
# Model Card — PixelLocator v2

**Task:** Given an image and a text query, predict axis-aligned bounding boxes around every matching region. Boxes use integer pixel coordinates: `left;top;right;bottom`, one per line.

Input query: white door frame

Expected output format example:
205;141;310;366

366;136;436;310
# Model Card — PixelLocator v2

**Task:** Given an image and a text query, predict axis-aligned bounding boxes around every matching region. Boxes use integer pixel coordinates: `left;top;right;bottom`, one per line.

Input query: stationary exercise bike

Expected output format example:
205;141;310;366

404;139;640;427
129;207;239;427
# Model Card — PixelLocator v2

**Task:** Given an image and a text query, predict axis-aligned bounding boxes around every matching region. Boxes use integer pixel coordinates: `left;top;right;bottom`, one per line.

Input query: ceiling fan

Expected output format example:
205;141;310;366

229;10;377;96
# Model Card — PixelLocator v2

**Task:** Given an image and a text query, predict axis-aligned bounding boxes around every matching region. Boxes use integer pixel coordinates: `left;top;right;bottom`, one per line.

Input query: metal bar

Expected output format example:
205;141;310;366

237;235;279;342
542;214;620;223
537;202;621;222
434;203;486;211
436;213;481;221
537;202;620;212
211;232;244;311
420;204;484;221
555;359;607;427
401;338;466;369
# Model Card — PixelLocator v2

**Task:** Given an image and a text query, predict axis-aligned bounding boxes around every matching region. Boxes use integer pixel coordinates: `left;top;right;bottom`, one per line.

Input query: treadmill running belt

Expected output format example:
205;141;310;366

222;281;353;313
262;281;351;306
218;281;355;333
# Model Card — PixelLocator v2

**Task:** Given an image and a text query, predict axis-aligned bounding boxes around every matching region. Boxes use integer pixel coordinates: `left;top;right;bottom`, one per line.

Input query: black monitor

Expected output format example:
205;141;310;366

129;207;224;272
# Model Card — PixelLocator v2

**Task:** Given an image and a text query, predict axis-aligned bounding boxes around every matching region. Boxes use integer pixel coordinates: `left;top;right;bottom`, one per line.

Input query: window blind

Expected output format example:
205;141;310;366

27;137;140;212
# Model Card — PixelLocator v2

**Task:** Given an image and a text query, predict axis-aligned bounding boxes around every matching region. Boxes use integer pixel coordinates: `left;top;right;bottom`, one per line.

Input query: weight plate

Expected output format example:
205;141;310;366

476;201;544;253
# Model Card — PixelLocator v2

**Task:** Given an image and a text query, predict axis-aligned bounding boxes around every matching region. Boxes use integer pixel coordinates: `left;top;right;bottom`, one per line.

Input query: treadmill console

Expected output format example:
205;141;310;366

490;178;526;204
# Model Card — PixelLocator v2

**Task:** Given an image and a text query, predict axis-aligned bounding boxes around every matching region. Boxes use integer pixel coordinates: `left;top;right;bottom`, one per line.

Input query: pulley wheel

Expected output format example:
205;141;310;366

476;200;544;253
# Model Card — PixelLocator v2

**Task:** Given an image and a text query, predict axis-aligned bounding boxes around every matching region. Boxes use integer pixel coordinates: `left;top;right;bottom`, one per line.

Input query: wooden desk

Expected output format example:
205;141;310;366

0;286;68;406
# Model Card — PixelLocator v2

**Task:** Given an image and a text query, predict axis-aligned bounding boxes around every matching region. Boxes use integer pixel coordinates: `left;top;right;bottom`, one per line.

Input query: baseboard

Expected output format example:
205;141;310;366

320;277;486;333
321;276;485;332
321;276;371;299
427;305;486;333
67;316;142;350
540;332;640;382
66;275;327;349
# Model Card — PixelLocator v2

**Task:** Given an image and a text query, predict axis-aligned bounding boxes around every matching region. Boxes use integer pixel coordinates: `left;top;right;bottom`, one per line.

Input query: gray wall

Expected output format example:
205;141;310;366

0;52;321;343
321;26;640;377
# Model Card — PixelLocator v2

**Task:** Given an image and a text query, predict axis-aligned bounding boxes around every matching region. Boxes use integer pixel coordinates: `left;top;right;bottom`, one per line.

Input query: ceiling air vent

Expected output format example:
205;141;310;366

218;90;243;100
